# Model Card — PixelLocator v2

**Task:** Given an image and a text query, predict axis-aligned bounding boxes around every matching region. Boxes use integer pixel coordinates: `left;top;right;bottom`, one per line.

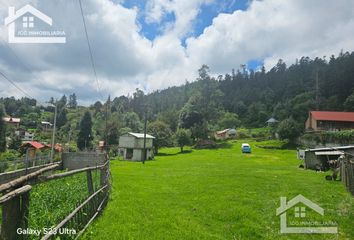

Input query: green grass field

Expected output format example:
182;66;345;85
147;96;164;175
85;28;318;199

83;140;354;240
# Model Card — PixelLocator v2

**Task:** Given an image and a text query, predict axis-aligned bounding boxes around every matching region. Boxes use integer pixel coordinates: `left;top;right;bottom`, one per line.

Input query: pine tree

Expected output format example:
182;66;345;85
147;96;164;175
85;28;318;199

68;93;77;109
77;111;93;150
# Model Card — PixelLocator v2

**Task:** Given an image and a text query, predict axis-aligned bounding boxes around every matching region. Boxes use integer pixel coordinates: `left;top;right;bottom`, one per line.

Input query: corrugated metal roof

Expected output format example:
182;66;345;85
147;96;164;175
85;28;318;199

315;151;343;156
128;132;155;139
306;146;354;152
310;111;354;122
3;117;20;123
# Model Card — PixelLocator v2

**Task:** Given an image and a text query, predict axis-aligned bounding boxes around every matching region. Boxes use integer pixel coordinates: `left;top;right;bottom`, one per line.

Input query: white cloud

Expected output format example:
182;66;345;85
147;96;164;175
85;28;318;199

0;0;354;104
186;0;354;72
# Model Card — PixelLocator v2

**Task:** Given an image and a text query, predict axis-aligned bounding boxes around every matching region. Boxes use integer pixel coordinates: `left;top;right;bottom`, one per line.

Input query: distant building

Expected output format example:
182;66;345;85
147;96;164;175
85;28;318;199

3;117;20;129
214;128;237;140
21;141;46;159
119;132;155;161
298;146;354;170
266;117;279;126
305;111;354;132
41;121;53;131
15;129;35;141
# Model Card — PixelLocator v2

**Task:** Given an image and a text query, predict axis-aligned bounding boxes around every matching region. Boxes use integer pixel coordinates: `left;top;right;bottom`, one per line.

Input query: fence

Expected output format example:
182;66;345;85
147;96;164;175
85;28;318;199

340;155;354;196
0;154;110;240
0;155;52;174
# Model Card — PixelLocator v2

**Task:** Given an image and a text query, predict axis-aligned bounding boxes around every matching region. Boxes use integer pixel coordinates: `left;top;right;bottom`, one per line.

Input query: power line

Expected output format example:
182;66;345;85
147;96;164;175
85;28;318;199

0;69;33;99
78;0;103;99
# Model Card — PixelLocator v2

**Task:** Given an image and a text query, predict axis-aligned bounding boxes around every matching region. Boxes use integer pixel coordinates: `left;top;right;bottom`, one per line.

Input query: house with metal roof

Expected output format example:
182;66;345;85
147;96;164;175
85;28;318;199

3;117;20;129
119;132;155;161
298;146;354;170
305;111;354;132
214;128;237;140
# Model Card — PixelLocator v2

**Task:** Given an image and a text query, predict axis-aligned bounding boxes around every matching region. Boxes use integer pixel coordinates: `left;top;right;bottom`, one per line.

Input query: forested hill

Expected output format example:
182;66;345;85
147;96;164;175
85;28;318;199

136;51;354;129
1;51;354;145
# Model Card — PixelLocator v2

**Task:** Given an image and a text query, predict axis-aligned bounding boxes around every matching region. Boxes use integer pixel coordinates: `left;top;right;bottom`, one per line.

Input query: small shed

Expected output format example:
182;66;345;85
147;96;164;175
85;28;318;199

298;146;354;170
214;128;237;140
119;132;155;161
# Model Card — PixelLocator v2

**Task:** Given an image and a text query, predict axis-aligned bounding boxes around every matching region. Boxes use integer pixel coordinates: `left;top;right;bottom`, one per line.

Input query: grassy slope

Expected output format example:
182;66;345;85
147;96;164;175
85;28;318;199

84;141;354;240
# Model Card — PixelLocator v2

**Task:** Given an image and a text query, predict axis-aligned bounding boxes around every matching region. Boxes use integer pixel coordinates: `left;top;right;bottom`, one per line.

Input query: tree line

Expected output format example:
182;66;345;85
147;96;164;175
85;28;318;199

1;51;354;154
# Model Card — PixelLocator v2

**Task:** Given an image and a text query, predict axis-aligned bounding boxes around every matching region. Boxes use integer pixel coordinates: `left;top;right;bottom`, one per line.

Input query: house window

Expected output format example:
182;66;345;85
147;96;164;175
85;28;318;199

23;16;34;28
294;207;306;218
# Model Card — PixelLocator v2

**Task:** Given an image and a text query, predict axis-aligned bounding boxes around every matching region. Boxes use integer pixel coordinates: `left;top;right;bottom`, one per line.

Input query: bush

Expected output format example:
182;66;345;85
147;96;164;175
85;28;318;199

194;139;217;149
277;118;302;143
237;128;251;139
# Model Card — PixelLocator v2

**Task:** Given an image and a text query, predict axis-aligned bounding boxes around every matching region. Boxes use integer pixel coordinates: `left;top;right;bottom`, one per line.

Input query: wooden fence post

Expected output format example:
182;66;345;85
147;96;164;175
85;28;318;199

86;170;94;195
0;185;32;240
100;156;108;188
349;162;354;195
1;196;21;240
21;191;30;232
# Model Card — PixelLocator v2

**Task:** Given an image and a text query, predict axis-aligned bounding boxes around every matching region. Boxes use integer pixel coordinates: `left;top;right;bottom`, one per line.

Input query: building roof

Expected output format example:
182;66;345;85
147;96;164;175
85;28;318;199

310;111;354;122
23;141;45;149
305;146;354;152
127;132;155;139
3;117;20;123
266;117;279;123
315;151;344;156
216;129;236;135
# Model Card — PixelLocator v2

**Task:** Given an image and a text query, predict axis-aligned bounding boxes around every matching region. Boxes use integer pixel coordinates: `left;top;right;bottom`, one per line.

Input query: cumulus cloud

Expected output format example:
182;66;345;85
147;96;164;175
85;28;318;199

0;0;353;104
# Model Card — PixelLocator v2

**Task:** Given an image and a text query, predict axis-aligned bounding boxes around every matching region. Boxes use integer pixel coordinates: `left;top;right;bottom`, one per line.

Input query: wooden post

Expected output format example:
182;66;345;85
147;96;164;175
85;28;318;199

21;191;30;233
1;196;21;240
0;185;32;240
100;156;108;187
86;170;94;195
100;166;106;187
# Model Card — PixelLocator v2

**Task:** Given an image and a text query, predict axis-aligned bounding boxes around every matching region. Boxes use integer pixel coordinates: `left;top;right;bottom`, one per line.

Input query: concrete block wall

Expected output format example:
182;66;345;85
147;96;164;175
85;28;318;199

62;152;105;170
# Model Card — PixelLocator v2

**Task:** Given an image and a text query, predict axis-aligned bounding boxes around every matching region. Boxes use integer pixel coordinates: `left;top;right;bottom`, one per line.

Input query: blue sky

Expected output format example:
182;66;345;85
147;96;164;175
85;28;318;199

120;0;263;70
122;0;251;46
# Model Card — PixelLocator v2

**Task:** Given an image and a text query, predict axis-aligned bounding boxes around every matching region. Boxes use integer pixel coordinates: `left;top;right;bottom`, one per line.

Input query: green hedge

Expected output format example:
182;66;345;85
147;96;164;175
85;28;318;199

302;130;354;145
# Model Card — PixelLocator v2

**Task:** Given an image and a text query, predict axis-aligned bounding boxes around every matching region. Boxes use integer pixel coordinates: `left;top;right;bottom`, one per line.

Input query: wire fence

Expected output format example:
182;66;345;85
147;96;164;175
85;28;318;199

0;155;53;174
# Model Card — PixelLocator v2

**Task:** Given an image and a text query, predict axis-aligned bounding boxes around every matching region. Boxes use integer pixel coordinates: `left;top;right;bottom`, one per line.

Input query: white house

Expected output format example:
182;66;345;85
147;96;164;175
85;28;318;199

119;133;155;161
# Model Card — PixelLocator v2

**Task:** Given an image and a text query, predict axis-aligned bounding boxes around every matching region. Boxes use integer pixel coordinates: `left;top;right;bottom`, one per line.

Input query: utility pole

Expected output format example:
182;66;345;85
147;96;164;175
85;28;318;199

315;69;320;110
50;103;57;163
142;106;147;164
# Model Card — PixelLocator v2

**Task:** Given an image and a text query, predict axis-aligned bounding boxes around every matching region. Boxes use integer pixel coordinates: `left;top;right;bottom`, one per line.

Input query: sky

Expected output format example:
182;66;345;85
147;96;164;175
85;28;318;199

0;0;354;105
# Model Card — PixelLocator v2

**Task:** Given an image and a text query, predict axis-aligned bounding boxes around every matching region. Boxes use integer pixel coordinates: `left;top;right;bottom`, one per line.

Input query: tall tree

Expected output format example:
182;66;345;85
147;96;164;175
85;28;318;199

175;129;191;152
77;111;93;150
68;93;78;109
0;105;6;152
344;90;354;111
148;120;172;154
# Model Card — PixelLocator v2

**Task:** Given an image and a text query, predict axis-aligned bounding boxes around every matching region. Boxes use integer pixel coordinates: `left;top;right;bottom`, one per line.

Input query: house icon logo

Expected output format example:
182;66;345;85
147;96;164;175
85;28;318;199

276;195;338;234
4;4;66;44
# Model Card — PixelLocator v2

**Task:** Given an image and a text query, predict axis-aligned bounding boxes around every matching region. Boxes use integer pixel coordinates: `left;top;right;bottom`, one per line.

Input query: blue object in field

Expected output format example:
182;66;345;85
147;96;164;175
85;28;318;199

241;143;251;153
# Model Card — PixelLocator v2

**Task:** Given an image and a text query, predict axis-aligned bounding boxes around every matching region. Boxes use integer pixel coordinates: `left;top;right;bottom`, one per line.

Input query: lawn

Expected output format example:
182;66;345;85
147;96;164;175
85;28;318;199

83;140;354;240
